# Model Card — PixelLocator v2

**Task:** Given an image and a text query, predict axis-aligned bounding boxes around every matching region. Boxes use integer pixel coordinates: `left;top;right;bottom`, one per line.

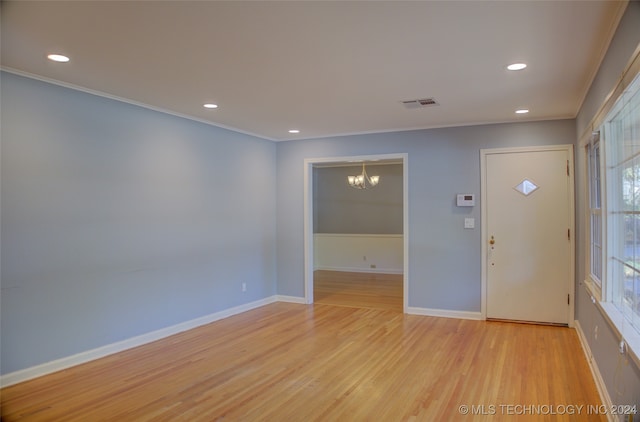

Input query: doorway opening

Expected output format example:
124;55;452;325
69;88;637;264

303;153;409;312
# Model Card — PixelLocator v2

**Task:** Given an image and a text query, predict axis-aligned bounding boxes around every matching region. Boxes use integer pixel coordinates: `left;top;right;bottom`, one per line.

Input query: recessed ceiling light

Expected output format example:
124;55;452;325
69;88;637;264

507;63;527;71
203;103;218;109
515;109;530;114
47;54;70;63
288;129;300;134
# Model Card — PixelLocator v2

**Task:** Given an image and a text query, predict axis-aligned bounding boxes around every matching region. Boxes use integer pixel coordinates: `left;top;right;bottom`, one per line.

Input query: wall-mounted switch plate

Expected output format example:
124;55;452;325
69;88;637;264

464;218;475;229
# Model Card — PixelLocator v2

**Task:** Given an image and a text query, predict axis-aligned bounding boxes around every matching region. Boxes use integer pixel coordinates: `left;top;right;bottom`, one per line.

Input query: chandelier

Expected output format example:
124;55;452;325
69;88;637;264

347;163;380;189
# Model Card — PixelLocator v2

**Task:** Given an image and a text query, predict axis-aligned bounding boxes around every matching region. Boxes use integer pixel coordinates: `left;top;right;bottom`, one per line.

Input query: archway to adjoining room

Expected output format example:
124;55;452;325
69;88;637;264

303;153;408;312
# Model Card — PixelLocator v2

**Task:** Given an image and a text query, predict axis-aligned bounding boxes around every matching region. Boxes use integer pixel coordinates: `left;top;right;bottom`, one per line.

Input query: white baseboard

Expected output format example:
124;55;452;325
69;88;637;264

314;266;403;275
407;306;482;320
574;320;616;422
0;296;278;388
274;295;307;304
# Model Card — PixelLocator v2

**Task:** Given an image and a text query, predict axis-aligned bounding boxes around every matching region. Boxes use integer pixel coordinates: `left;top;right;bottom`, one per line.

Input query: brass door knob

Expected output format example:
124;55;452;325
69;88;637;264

489;236;495;245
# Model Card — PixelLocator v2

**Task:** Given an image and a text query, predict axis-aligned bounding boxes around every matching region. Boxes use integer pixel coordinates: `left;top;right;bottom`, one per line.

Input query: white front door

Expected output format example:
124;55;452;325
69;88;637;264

483;146;574;325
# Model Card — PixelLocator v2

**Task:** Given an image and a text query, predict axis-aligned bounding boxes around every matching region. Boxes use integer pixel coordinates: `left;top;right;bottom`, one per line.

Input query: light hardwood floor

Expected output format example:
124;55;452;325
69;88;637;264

1;302;604;421
314;270;403;311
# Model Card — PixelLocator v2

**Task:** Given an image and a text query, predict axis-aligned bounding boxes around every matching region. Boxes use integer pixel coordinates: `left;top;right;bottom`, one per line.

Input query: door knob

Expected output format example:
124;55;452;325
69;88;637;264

489;236;495;245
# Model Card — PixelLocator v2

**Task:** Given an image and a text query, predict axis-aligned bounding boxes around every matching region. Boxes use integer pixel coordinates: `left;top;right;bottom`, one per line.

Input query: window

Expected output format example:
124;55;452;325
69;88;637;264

587;132;603;289
595;72;640;331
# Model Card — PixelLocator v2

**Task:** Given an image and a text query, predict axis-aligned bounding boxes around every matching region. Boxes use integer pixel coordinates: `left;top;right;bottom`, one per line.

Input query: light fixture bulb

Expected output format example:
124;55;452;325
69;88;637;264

288;129;300;134
47;54;70;63
347;162;380;189
515;109;530;114
507;63;527;71
203;103;218;109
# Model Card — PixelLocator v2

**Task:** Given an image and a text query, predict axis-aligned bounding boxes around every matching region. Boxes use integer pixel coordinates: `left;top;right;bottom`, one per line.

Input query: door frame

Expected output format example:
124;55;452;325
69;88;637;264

303;153;409;312
480;145;575;325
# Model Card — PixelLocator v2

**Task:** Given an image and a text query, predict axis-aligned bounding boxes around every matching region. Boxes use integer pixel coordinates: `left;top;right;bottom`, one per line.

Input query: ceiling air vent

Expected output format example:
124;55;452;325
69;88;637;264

401;98;439;109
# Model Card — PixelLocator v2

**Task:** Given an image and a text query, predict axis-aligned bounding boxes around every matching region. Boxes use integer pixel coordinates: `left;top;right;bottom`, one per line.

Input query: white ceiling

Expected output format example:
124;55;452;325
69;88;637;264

0;1;627;141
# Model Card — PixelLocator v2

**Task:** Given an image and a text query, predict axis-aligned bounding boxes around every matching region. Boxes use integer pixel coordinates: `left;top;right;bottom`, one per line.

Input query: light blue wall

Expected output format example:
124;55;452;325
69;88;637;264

574;0;640;410
276;120;575;310
0;72;277;374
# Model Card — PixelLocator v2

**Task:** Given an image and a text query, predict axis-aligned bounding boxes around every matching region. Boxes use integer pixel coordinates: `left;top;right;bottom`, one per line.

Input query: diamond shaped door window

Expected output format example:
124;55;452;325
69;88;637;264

514;179;539;196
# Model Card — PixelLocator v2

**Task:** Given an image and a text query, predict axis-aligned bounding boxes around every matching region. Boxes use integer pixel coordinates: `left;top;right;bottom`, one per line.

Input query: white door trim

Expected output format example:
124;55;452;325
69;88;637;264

480;145;575;325
303;153;409;313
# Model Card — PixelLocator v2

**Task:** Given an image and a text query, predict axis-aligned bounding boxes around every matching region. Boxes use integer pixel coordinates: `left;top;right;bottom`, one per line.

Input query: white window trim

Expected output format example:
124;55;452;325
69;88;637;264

581;46;640;367
584;276;603;303
585;132;606;303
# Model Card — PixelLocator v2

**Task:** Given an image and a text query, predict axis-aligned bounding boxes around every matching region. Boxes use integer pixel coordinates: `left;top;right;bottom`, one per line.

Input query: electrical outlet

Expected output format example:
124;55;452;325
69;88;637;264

619;340;626;354
370;264;376;269
594;325;598;340
242;282;247;292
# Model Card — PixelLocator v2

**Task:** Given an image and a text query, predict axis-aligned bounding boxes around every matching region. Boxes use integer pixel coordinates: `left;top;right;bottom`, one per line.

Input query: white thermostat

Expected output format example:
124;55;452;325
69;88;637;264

457;194;475;207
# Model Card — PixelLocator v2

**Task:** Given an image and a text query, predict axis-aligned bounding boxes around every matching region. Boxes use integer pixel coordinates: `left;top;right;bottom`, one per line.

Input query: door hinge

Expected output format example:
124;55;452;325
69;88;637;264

567;160;570;176
568;294;570;305
568;228;570;240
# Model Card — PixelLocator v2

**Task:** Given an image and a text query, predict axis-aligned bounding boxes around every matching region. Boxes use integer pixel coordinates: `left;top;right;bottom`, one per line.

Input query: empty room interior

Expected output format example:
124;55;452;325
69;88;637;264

1;1;640;420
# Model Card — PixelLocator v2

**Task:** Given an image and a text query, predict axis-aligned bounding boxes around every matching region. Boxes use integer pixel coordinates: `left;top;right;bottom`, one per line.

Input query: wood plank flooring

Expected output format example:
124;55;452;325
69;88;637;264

1;302;604;421
314;270;403;311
